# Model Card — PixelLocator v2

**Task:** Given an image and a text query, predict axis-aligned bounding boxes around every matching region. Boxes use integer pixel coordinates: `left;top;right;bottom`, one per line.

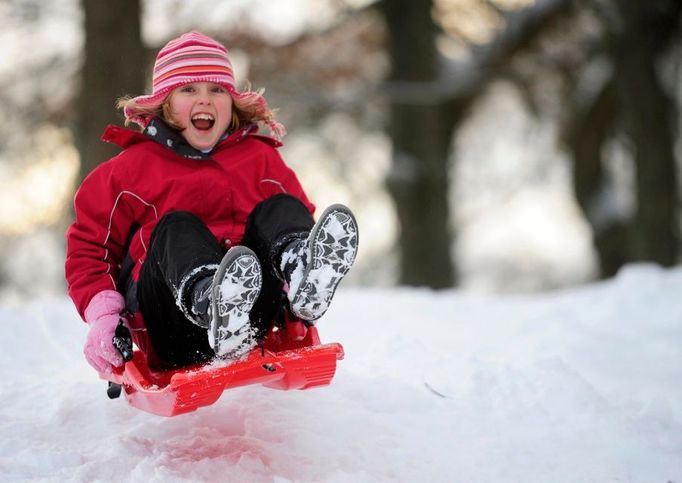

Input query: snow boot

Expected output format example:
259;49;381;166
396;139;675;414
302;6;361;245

187;275;212;329
279;204;358;322
205;246;262;358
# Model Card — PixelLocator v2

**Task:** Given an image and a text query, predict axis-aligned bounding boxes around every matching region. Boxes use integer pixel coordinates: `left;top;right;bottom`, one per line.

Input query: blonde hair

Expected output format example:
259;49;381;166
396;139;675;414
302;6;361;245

116;86;278;133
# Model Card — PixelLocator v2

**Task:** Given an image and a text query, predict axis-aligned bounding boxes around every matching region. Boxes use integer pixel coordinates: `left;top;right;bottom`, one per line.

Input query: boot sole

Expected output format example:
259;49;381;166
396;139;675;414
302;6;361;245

289;204;358;321
209;246;262;358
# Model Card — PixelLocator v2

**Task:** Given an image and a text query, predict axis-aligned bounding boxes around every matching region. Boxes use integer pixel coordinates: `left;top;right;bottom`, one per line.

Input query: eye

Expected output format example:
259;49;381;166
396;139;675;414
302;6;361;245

211;85;227;94
180;85;195;93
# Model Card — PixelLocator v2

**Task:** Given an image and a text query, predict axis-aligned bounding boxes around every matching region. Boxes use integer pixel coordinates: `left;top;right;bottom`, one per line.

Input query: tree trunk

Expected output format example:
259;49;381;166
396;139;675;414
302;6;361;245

565;79;629;277
380;0;456;288
76;0;144;185
611;0;680;266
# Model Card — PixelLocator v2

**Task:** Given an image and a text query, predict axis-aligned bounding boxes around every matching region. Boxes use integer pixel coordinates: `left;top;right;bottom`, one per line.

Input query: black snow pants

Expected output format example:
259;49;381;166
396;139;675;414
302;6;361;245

119;194;314;369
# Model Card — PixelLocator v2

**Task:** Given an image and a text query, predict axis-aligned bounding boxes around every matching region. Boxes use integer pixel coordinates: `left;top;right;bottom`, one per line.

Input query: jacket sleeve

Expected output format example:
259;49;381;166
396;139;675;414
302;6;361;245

65;160;134;320
260;146;316;215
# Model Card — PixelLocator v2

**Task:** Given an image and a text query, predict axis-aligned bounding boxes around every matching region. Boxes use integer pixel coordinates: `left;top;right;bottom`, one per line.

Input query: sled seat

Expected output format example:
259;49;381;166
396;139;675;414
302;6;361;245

102;325;344;417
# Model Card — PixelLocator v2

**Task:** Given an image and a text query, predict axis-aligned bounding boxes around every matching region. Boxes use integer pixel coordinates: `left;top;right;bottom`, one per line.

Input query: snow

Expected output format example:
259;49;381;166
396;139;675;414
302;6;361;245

1;264;681;482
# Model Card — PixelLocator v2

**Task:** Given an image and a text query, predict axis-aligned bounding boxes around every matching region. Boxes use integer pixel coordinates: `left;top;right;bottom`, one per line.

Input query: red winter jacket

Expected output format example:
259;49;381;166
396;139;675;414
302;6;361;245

65;122;314;320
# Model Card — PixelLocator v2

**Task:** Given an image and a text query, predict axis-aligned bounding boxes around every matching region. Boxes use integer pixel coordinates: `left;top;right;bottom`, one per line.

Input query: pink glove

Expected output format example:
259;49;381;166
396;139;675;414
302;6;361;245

83;290;126;373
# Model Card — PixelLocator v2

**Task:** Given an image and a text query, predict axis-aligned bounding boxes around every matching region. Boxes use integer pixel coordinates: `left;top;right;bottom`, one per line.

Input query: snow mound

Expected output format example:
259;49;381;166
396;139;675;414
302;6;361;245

0;263;681;482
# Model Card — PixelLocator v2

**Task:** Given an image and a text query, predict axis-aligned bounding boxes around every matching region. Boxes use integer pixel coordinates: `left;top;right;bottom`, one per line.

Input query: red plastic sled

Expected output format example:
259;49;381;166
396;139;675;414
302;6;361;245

101;324;344;417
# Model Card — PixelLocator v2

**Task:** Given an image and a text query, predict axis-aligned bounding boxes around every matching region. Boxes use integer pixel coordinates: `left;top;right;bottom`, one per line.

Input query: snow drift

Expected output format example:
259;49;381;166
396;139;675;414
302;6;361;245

0;264;680;482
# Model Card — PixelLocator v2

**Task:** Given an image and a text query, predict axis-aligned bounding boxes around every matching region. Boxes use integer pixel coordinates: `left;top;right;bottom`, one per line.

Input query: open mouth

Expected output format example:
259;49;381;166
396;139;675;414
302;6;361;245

191;113;215;131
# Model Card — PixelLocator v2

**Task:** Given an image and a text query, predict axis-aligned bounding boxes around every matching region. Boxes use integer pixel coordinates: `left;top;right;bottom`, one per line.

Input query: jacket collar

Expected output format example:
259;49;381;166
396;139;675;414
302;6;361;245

100;117;282;159
143;117;212;160
101;117;264;158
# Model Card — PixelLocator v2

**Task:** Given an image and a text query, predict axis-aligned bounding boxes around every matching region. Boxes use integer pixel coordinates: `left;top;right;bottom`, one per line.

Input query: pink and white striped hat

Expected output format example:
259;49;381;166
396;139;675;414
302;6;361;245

125;31;284;139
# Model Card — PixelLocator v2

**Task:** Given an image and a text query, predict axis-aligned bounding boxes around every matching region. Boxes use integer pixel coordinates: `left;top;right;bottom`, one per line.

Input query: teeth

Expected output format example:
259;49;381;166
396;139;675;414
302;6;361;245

192;113;214;121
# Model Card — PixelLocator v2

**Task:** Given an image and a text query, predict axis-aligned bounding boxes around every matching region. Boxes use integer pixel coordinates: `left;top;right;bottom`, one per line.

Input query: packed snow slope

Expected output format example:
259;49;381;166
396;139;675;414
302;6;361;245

0;264;680;483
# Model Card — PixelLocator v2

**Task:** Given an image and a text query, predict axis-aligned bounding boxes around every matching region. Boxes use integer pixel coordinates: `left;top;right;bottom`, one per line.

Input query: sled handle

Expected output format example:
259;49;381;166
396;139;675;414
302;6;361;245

112;319;134;362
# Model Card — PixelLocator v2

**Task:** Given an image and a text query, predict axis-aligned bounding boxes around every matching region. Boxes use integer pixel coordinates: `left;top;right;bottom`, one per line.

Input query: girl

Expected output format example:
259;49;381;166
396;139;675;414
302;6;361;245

66;31;358;372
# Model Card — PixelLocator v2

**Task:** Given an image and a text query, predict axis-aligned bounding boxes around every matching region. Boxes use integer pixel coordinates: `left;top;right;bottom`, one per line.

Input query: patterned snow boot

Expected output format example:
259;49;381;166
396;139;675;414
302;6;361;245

193;246;263;358
279;204;359;322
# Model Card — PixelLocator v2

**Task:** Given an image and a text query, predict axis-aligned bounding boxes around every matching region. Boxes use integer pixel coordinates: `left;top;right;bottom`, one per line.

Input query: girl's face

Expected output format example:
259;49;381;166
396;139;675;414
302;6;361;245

167;82;233;151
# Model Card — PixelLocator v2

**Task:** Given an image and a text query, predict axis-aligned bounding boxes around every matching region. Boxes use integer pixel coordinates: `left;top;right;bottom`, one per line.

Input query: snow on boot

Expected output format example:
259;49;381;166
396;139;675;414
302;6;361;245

280;204;358;321
209;246;262;358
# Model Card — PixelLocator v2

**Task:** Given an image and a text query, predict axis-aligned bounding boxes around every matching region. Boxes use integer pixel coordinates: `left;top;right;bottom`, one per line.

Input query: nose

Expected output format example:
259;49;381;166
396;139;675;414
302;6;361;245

197;87;212;105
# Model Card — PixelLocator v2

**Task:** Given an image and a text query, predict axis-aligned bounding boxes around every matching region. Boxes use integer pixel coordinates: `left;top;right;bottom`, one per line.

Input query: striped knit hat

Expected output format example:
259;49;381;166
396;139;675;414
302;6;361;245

124;31;284;139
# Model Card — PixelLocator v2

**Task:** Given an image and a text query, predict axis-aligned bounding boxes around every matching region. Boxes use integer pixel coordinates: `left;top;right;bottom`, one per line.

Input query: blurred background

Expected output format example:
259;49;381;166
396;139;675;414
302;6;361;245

1;0;681;301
